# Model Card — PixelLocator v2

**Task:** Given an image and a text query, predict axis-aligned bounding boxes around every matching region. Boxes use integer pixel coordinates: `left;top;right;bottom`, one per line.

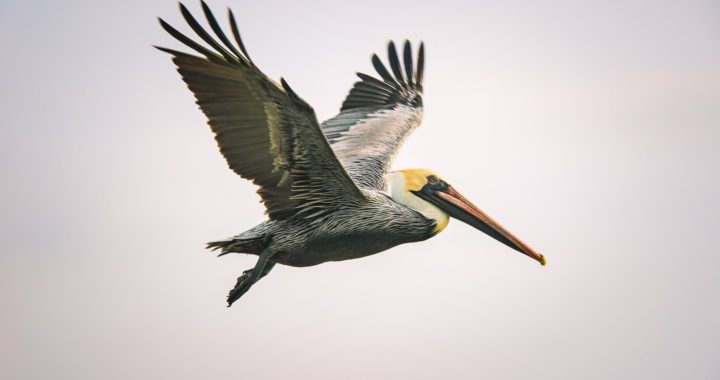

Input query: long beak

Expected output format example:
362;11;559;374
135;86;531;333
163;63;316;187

417;185;546;266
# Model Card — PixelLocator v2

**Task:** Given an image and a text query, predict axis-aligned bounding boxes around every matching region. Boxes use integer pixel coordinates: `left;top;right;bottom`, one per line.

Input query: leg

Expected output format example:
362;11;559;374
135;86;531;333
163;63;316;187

227;248;275;307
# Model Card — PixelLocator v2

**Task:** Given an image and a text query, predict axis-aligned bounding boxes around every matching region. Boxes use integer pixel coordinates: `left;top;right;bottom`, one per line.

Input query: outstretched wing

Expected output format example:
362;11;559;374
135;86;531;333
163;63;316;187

157;2;365;220
322;41;425;190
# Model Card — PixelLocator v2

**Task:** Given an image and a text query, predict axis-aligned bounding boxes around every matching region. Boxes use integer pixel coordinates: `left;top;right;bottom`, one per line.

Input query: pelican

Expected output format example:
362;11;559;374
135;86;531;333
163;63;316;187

157;2;546;306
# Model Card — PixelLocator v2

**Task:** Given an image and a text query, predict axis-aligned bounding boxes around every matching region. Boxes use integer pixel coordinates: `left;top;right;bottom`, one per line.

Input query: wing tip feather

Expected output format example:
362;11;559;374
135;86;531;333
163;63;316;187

340;40;425;111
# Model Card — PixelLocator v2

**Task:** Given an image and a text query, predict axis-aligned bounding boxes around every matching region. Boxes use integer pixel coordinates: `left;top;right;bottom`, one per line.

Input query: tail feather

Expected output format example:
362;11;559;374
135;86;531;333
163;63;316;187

207;236;267;256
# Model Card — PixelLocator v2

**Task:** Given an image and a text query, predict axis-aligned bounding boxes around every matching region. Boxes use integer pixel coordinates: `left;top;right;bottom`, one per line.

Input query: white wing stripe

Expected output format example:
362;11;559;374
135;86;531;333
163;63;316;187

323;105;423;189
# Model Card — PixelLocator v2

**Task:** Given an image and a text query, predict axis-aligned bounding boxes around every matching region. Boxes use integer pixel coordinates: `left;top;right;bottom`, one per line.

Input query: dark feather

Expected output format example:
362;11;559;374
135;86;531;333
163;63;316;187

387;41;405;83
178;3;237;63
200;0;245;62
371;54;399;86
416;42;425;88
339;41;424;111
158;17;225;63
403;40;414;86
356;73;397;91
228;8;252;64
353;82;394;95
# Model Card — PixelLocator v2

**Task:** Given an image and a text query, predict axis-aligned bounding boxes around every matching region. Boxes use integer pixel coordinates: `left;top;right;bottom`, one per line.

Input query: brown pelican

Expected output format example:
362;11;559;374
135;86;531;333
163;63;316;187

157;2;546;306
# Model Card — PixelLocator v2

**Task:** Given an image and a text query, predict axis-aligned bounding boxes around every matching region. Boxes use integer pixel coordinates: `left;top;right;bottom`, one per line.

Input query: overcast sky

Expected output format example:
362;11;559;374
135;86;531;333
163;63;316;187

1;0;719;379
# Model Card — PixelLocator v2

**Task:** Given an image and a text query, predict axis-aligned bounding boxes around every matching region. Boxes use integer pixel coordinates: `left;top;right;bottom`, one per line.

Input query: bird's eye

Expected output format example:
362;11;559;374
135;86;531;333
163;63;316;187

427;175;438;183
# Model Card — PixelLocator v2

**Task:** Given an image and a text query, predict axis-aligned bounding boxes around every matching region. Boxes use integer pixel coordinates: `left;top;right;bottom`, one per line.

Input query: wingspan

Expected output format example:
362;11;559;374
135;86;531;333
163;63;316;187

322;41;425;190
157;2;365;220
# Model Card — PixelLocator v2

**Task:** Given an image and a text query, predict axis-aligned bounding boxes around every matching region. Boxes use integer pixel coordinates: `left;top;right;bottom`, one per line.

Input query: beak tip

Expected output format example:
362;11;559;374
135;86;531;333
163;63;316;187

539;254;547;267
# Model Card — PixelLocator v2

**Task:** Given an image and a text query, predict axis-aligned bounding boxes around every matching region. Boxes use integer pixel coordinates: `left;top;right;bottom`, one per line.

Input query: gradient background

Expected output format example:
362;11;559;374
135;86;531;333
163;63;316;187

2;0;719;379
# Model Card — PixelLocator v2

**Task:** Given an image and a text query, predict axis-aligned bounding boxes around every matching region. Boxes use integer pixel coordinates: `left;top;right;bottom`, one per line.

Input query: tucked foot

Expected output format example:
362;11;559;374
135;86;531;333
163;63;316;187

226;261;276;307
227;270;254;307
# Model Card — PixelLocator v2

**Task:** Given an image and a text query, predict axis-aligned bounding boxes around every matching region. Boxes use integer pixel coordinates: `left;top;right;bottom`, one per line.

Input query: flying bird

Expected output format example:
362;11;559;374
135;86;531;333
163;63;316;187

157;2;546;307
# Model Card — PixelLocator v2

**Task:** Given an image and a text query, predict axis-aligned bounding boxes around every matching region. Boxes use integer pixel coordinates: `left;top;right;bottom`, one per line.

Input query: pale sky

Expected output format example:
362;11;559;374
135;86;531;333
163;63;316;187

1;0;719;379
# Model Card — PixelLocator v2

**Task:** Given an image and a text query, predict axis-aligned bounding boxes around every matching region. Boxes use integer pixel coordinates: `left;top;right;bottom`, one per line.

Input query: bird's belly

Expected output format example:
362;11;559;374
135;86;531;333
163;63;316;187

271;232;418;267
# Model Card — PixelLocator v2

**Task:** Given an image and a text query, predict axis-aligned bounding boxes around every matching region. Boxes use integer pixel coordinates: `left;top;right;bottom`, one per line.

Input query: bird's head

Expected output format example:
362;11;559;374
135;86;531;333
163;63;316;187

388;169;546;266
